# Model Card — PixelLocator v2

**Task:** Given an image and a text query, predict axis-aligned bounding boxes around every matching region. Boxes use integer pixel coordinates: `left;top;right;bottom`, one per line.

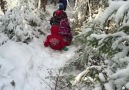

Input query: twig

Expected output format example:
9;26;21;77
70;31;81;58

67;0;74;11
73;65;106;85
37;74;54;90
54;70;61;90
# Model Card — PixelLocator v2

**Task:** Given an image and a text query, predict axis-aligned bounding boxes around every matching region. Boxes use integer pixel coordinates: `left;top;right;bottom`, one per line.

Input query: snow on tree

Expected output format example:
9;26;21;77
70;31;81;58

71;0;107;34
0;0;47;43
62;0;129;90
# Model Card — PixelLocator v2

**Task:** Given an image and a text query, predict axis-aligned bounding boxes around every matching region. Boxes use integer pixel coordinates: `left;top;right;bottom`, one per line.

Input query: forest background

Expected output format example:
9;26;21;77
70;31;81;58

0;0;129;90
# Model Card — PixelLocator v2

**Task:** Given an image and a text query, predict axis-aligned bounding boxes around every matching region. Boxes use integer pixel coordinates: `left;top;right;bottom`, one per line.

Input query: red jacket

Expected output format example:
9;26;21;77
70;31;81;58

44;25;66;50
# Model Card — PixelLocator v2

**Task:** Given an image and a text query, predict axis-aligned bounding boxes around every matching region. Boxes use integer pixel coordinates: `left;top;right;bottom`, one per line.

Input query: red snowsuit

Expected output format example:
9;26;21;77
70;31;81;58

44;25;66;50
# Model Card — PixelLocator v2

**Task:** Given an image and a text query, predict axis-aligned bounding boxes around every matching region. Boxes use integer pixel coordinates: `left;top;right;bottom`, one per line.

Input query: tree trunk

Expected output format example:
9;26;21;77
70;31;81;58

0;0;5;13
38;0;47;11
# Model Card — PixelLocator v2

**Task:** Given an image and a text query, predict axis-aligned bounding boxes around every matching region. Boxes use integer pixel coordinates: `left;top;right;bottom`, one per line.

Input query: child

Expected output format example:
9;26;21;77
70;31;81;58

59;18;73;46
50;3;67;26
44;25;68;50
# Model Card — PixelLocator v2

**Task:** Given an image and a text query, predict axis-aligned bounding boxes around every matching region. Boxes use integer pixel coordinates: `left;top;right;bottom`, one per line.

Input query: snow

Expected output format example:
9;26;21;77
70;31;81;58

2;0;129;90
125;82;129;89
111;65;129;79
99;73;105;82
115;1;129;25
100;1;126;28
90;31;127;47
0;3;76;90
104;81;115;90
0;33;8;45
94;84;102;90
0;38;76;90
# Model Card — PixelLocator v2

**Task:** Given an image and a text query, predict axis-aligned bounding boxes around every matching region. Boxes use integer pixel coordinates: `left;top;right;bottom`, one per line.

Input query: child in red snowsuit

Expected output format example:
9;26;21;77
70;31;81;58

44;25;67;50
50;10;72;45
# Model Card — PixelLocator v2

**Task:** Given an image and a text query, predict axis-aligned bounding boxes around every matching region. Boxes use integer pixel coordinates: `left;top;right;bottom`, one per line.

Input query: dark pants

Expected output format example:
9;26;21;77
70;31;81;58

63;5;67;11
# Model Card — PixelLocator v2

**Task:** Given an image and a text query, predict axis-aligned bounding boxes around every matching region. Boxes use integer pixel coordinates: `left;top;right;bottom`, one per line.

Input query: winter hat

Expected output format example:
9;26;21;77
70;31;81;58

58;3;64;10
55;10;63;17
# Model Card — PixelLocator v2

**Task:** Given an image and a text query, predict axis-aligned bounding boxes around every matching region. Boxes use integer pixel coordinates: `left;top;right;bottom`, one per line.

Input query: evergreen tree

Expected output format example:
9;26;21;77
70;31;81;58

0;0;46;44
64;0;129;90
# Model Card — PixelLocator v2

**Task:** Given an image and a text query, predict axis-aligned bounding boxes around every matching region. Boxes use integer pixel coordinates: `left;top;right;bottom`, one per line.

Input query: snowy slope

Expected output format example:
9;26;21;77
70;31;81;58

0;38;76;90
0;3;76;90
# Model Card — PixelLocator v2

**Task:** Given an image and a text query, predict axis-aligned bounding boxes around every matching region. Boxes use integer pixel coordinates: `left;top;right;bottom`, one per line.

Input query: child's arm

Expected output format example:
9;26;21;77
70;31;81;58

44;37;49;47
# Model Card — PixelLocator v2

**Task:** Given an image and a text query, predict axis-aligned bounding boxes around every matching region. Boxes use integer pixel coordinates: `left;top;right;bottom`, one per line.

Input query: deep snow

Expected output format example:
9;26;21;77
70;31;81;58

0;3;76;90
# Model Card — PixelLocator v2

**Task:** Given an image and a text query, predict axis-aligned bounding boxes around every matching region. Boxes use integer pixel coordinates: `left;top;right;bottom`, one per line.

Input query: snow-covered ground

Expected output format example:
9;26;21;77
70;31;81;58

0;3;76;90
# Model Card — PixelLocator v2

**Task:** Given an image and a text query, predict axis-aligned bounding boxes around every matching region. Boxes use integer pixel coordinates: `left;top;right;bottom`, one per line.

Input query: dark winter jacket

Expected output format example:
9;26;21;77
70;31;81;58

50;17;60;26
44;25;66;50
50;10;67;26
58;0;67;6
